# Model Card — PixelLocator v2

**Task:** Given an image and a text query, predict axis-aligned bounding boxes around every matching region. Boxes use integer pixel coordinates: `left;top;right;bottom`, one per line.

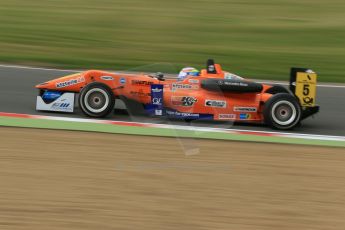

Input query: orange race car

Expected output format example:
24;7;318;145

35;59;319;130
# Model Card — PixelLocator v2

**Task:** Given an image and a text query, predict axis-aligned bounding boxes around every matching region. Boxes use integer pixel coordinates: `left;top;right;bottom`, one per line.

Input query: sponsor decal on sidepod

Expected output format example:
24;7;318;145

219;114;236;120
234;107;257;112
171;96;197;107
152;98;162;105
166;110;200;118
205;100;227;108
239;114;251;120
151;87;163;93
165;110;213;120
172;83;198;91
151;84;164;116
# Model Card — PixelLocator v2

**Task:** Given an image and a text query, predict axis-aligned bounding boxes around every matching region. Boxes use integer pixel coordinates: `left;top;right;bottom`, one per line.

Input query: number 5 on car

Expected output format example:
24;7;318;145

294;72;317;107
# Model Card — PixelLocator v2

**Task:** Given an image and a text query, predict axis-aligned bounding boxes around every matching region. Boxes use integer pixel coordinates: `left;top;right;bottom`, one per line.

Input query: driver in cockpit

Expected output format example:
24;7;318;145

177;65;244;81
177;67;200;81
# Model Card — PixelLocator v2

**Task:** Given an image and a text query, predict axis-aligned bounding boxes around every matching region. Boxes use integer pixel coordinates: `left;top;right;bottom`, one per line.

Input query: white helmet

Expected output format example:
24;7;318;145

177;67;200;81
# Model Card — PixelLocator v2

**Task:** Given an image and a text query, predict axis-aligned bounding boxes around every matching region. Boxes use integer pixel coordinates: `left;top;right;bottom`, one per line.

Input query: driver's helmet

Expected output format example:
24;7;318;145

177;67;200;81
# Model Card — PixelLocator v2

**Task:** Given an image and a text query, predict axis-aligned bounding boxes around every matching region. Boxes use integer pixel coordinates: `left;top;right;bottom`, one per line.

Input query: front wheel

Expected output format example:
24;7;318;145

263;93;301;130
79;82;115;117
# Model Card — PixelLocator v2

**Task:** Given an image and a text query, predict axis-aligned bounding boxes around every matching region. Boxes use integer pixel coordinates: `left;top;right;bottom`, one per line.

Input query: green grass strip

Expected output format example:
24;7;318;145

1;0;345;82
1;116;344;148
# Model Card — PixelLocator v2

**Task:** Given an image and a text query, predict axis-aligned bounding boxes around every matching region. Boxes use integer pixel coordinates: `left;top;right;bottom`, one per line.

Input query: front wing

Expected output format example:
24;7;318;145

36;92;75;113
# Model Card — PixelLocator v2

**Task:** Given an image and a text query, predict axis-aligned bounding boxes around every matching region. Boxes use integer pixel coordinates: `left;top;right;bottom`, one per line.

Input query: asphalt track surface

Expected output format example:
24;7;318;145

0;65;344;136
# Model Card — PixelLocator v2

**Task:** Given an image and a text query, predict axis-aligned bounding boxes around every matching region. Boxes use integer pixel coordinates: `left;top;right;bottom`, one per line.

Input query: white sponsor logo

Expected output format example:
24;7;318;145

219;114;236;120
205;100;226;108
155;110;163;116
188;79;199;84
208;65;215;72
166;110;200;118
52;102;73;112
217;80;248;87
172;83;198;91
152;87;163;93
56;76;85;88
234;107;257;112
152;98;162;105
101;76;114;81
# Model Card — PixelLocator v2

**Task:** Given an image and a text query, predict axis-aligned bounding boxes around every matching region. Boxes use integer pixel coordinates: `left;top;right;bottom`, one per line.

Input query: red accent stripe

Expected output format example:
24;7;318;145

0;112;32;119
236;131;273;137
107;121;151;127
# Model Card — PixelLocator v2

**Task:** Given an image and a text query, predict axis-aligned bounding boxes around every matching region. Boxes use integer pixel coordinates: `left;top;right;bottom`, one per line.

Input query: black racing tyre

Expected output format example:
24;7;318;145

79;82;115;118
263;93;301;130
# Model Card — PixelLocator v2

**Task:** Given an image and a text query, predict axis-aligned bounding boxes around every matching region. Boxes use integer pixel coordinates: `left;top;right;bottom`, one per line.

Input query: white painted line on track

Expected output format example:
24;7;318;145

1;63;345;88
155;123;345;141
317;84;345;88
0;64;80;73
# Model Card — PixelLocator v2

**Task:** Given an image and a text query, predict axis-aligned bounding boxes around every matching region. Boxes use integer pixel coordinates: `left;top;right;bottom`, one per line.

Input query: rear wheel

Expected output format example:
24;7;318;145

79;82;115;117
263;93;301;130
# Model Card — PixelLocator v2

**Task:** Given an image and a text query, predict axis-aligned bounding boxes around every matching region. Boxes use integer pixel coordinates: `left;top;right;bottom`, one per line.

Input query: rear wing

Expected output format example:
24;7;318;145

290;68;317;107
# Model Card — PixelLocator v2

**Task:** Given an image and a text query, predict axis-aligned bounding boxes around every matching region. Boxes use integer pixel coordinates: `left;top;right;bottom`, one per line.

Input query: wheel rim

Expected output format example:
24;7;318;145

271;100;297;126
84;88;109;113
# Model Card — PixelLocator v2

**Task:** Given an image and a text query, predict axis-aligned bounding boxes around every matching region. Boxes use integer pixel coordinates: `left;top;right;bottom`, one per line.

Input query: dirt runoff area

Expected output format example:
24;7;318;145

0;127;345;230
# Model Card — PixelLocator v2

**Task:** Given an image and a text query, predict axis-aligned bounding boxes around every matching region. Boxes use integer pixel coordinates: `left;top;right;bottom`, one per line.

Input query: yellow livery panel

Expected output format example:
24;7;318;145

295;72;317;107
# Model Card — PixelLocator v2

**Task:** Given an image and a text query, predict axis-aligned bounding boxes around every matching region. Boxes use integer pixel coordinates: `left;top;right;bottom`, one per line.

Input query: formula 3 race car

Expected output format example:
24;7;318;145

35;59;319;130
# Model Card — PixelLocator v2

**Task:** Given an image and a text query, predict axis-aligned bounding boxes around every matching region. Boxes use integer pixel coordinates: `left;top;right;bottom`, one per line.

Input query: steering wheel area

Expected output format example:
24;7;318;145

149;72;165;81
